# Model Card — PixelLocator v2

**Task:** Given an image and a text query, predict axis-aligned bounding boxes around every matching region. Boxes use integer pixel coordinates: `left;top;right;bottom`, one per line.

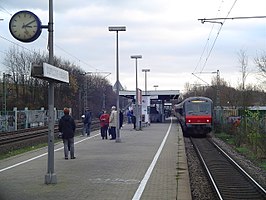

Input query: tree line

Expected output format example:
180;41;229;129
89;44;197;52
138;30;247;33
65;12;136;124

1;46;265;119
183;50;266;107
181;50;266;160
1;46;117;119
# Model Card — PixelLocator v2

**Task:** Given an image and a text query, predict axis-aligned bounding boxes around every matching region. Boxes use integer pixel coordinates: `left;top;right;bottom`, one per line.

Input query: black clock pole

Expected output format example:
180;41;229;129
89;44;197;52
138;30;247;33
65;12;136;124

44;0;57;184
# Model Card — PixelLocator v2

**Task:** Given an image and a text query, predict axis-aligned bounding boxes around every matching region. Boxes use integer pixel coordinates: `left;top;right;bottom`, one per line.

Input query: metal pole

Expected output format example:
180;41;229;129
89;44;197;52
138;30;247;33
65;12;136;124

142;69;150;95
3;73;6;112
115;30;121;142
2;75;3;113
109;26;126;142
131;55;142;130
45;0;57;184
145;71;147;95
3;73;7;131
135;59;139;130
84;77;88;112
216;70;220;107
2;73;11;132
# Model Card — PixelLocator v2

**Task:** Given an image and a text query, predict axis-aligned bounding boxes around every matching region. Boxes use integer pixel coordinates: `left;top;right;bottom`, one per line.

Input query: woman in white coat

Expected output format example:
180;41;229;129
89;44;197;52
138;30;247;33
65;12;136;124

109;106;117;140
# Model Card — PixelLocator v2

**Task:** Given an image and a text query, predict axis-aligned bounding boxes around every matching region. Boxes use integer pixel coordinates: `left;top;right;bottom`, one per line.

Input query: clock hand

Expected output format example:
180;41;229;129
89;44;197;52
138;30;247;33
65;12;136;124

22;20;35;28
25;20;35;26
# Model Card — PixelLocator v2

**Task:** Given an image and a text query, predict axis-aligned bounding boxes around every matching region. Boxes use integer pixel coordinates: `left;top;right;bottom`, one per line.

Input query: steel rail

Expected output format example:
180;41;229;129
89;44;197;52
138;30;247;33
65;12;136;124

191;137;266;200
0;121;101;156
191;138;223;199
212;140;266;195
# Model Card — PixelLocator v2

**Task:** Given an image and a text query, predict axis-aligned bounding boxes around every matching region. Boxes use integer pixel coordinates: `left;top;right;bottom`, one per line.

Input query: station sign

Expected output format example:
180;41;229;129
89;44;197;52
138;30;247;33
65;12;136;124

31;62;69;83
150;95;158;99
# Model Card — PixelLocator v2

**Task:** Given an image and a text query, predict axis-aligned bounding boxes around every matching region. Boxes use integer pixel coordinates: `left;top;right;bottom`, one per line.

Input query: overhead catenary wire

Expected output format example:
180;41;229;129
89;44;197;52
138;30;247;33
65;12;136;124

199;23;223;73
198;15;266;23
54;43;99;71
0;3;12;16
0;3;103;73
193;0;224;74
199;0;238;74
192;0;239;86
191;73;210;86
0;35;33;53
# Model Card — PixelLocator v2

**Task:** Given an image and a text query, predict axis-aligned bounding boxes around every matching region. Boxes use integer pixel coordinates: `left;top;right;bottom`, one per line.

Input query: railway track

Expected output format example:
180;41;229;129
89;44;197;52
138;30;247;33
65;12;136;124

0;126;45;144
191;137;266;200
0;121;100;154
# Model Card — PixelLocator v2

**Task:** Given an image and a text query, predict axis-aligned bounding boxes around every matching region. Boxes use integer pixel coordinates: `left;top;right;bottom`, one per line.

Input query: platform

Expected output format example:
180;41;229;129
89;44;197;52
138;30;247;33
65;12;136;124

0;118;191;200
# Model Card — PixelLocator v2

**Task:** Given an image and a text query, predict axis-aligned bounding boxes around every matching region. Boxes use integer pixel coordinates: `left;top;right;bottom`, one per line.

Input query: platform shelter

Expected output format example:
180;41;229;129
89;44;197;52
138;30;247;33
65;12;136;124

119;90;180;124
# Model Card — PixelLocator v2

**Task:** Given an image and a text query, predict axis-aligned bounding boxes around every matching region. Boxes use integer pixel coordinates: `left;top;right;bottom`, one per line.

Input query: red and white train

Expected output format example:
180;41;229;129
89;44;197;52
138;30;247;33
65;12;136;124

174;96;213;137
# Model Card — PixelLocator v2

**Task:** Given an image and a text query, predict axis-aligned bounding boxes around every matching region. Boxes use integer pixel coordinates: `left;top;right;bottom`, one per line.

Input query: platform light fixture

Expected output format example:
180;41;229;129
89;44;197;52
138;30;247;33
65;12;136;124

131;55;142;130
108;26;126;142
2;73;11;131
142;69;150;95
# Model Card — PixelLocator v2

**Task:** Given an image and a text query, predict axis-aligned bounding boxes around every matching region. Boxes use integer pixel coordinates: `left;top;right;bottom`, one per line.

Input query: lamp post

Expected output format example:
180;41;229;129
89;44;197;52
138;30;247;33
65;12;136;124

2;73;11;113
81;72;93;113
131;55;142;130
142;69;150;95
2;73;11;131
45;0;57;184
102;72;111;110
193;70;220;107
109;26;126;142
215;70;220;107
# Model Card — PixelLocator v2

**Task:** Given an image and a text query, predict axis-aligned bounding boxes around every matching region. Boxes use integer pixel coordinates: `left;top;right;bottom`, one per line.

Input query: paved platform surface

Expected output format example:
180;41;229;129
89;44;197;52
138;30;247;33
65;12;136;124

0;118;191;200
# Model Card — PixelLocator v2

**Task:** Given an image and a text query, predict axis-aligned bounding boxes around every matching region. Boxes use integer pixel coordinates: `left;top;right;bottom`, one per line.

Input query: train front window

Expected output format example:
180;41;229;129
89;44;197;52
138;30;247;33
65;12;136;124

185;102;211;115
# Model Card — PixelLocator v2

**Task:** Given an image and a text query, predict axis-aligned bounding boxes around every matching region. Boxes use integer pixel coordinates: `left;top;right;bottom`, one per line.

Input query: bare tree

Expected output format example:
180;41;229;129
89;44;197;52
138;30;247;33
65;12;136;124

238;49;249;91
2;46;116;118
184;82;191;94
255;51;266;86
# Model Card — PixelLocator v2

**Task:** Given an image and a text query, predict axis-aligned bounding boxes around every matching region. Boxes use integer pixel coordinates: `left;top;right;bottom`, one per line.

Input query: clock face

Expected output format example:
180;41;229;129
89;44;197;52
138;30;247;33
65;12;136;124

9;10;42;43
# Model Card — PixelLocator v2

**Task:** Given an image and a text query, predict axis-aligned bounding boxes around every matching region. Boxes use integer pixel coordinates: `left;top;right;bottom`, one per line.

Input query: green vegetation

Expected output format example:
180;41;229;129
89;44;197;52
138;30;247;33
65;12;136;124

0;137;64;161
215;131;266;171
261;162;266;171
0;143;48;160
183;50;266;170
215;132;235;145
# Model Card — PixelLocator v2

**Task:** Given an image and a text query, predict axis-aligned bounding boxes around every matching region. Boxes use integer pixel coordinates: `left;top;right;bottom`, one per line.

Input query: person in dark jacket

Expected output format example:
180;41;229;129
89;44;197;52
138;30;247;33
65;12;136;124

131;110;136;130
84;108;92;137
59;108;76;160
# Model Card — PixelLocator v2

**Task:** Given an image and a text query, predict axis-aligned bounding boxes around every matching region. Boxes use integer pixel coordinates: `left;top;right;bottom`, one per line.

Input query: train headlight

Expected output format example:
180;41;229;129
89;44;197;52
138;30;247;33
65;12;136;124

188;119;191;123
206;119;210;123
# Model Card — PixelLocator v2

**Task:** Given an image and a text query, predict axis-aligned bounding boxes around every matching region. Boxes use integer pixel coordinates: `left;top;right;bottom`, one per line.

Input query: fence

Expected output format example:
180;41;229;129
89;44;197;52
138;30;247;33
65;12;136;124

214;107;266;159
0;107;64;132
214;107;266;133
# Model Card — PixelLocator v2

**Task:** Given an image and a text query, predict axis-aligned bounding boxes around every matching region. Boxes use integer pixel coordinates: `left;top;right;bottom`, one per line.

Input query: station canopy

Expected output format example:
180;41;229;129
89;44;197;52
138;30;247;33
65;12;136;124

119;90;180;101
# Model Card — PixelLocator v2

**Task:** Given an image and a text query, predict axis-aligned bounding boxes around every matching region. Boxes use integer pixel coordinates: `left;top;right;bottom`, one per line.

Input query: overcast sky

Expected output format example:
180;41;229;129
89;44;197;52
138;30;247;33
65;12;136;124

0;0;265;92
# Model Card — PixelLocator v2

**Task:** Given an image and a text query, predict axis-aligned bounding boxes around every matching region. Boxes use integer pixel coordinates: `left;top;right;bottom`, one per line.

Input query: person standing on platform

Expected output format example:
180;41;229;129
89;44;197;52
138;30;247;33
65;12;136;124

131;111;136;130
81;114;86;136
99;110;109;139
109;106;117;140
59;107;76;160
119;110;124;129
84;108;92;137
126;109;132;124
